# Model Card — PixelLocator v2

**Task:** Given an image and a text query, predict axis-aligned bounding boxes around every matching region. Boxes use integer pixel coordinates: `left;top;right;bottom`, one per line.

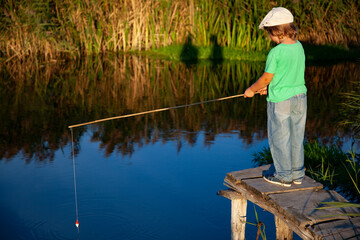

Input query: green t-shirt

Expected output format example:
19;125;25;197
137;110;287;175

265;40;307;103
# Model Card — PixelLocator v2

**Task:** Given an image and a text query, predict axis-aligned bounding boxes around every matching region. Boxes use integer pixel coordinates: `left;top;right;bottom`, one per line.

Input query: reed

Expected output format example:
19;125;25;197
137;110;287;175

246;204;266;240
1;0;359;61
316;150;360;217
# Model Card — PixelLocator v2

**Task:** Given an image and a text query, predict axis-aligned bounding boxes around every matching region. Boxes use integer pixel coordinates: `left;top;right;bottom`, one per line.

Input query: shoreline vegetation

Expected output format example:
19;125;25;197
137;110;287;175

1;0;360;62
146;44;360;62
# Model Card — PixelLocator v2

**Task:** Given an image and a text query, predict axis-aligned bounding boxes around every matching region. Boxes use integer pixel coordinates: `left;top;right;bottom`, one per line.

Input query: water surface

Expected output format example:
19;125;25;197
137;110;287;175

0;56;358;239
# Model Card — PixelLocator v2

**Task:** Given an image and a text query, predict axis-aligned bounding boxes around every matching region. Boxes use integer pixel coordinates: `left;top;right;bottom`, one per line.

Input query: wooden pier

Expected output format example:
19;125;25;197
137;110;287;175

218;165;360;239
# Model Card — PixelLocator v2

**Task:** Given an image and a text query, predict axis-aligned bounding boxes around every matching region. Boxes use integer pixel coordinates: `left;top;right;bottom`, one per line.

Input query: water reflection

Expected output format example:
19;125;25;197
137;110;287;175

0;56;359;162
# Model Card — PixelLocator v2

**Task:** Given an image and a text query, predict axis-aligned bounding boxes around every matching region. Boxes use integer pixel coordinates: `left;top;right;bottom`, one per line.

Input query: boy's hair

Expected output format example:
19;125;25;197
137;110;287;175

264;23;298;40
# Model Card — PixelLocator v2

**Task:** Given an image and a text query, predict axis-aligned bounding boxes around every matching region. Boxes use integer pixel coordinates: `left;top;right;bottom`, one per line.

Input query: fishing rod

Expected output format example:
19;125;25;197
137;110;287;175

68;91;260;230
68;92;260;129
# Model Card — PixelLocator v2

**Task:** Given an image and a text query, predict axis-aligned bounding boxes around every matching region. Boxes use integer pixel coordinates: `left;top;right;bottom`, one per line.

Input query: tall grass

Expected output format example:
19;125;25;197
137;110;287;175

1;0;359;60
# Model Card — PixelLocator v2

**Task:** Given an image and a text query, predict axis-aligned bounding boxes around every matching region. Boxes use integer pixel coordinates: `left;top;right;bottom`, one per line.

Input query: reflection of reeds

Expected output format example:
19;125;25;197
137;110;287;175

0;56;359;162
1;0;359;60
305;62;360;143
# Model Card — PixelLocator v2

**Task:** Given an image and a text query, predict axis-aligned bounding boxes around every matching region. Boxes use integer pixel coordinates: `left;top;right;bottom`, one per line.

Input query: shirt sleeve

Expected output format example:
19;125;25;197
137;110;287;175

265;49;277;74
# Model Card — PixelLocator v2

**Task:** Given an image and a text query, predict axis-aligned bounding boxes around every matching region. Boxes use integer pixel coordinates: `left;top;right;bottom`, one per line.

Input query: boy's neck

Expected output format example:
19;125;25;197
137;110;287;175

279;37;297;44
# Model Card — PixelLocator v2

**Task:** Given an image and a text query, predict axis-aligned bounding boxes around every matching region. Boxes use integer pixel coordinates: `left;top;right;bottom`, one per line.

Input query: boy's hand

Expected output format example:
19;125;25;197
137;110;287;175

259;87;268;95
244;88;255;98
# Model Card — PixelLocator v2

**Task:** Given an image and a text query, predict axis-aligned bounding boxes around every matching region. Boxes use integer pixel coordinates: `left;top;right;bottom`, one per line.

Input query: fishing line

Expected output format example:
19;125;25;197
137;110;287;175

71;128;80;231
68;92;259;129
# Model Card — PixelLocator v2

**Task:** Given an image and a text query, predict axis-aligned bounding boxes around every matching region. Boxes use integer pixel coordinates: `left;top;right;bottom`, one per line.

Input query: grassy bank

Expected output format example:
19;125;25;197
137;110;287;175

148;44;360;62
1;0;359;61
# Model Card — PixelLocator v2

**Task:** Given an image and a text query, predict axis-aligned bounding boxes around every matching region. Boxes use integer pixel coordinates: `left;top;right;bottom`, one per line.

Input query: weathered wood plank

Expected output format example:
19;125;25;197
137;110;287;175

269;189;360;226
217;190;248;240
228;165;323;194
275;215;293;240
224;174;323;218
228;165;271;182
231;197;247;240
322;228;360;240
243;176;323;195
311;217;360;239
218;189;245;200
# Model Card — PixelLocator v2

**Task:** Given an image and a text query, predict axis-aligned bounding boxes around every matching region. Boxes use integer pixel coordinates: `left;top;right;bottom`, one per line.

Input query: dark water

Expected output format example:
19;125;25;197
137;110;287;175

0;56;359;239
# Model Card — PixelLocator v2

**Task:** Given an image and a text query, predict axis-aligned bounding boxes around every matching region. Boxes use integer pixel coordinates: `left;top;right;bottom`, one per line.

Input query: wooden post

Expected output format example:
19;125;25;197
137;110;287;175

231;197;247;240
275;216;293;240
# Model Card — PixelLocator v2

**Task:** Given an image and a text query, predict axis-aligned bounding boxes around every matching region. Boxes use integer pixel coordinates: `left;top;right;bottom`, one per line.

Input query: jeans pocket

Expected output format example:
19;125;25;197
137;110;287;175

292;94;307;115
274;99;291;116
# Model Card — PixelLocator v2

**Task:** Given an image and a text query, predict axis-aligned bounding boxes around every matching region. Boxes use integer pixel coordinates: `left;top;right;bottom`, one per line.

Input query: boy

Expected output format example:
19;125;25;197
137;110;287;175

244;7;307;187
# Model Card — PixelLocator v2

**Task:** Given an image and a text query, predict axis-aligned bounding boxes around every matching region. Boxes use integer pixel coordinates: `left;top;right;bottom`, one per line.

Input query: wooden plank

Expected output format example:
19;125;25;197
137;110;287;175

228;165;323;192
225;175;323;211
322;228;360;240
311;217;360;239
243;176;323;195
231;197;247;240
269;189;360;226
275;215;293;240
228;165;271;182
218;189;245;200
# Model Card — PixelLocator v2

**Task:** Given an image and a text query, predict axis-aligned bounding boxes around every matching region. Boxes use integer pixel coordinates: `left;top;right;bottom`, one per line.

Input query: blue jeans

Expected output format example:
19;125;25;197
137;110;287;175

267;93;307;182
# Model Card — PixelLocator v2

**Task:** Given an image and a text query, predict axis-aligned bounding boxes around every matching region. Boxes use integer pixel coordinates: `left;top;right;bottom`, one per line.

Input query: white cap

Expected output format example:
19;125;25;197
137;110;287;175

259;7;294;29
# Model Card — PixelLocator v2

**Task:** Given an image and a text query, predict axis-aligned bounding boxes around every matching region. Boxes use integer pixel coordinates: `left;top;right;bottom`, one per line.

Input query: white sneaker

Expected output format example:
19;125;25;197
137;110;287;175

263;175;292;187
293;179;302;185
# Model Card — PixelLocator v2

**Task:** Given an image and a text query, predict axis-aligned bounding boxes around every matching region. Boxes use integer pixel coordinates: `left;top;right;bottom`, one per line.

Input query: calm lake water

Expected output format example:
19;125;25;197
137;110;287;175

0;56;359;239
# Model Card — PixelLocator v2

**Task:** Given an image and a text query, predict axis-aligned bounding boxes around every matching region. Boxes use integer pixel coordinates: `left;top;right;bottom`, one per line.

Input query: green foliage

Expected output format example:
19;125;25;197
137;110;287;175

317;151;360;217
304;141;346;184
252;146;272;165
150;43;359;62
150;45;268;61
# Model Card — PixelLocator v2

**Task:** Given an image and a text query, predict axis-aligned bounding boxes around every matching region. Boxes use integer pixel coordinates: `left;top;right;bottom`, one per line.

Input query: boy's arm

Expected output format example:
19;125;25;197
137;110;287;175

244;72;274;98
